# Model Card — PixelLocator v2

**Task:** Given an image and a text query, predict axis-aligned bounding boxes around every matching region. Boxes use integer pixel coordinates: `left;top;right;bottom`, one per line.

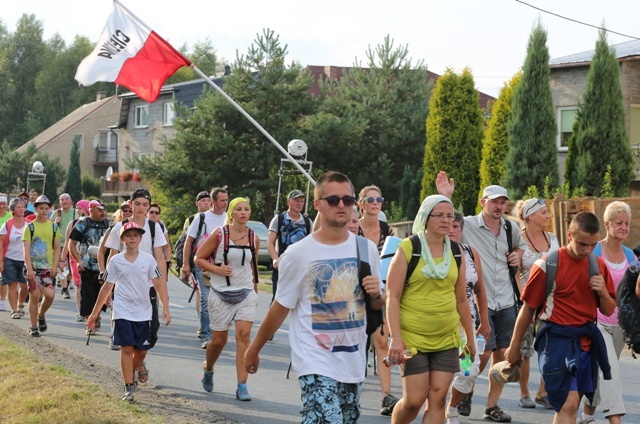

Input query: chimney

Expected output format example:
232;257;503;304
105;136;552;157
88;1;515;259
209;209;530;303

96;91;107;101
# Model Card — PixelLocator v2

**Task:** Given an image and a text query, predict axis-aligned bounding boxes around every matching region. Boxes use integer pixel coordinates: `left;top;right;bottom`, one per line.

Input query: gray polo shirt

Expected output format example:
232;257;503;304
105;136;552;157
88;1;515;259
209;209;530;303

461;213;526;311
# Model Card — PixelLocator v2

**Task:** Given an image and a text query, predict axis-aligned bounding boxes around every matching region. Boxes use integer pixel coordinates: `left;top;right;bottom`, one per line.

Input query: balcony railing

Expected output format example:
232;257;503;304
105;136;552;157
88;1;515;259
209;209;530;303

96;148;117;163
102;179;145;195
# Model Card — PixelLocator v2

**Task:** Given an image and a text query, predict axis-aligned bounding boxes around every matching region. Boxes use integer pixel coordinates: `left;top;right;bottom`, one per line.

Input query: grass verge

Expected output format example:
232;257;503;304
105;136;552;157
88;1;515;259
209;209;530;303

0;336;158;424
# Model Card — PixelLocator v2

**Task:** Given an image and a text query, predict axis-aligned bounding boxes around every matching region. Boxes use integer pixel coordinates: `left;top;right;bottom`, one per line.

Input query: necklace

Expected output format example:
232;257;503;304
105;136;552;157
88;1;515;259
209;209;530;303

524;227;550;253
602;239;624;263
230;230;247;243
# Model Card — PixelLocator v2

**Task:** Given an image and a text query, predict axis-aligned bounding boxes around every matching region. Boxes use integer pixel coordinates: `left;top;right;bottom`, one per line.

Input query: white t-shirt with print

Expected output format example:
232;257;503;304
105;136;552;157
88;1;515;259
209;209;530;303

105;219;167;255
0;220;26;261
276;232;381;384
105;251;161;321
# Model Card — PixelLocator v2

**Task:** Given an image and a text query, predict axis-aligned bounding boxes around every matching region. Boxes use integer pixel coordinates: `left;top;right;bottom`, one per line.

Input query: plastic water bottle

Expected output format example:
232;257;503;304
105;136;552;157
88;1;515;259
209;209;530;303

476;335;486;355
383;347;417;367
460;354;473;376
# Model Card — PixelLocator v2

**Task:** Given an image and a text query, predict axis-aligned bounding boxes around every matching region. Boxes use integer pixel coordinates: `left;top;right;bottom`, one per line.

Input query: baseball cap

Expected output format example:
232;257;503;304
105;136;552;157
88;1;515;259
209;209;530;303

490;360;521;384
120;221;145;237
34;195;52;207
89;199;106;210
196;191;211;202
288;189;305;199
119;201;131;210
482;185;509;200
131;188;151;201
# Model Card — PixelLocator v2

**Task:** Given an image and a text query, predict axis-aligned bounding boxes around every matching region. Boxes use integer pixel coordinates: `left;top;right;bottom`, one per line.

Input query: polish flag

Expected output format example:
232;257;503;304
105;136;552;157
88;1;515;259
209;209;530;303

75;0;191;103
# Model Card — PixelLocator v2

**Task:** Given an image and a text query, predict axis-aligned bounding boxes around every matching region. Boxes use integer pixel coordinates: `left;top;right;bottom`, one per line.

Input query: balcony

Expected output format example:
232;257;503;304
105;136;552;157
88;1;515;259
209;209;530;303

102;179;145;198
95;148;117;164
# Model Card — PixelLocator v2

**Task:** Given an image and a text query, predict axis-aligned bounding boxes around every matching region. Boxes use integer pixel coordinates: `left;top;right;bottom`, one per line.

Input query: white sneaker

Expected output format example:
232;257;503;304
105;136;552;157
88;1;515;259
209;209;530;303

0;300;6;311
578;418;596;424
446;409;459;424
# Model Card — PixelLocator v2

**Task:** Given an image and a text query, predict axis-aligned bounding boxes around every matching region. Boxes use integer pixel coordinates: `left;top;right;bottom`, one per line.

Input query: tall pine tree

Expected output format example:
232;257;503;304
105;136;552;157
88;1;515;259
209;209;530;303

503;22;558;199
64;139;82;202
565;27;634;196
422;68;484;214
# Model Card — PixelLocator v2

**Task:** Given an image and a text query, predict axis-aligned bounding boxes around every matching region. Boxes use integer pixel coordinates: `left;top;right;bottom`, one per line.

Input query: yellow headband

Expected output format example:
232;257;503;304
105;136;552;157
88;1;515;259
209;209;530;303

227;197;249;221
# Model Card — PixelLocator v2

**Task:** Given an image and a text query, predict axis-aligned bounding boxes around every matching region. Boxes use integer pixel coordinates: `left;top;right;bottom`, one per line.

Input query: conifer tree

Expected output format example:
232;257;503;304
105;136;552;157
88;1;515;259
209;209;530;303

503;22;558;199
64;139;83;202
479;73;521;196
565;27;634;196
421;68;484;213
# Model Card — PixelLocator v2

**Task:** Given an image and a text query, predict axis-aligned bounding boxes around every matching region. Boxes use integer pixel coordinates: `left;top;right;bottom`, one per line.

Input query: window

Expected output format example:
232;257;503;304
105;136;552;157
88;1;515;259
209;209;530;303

73;133;84;150
96;130;117;162
558;107;577;151
630;105;640;146
163;102;175;126
135;105;148;128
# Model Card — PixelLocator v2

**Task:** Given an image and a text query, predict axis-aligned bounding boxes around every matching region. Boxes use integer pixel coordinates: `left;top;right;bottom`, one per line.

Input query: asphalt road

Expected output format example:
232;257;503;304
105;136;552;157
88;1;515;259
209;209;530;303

3;274;640;423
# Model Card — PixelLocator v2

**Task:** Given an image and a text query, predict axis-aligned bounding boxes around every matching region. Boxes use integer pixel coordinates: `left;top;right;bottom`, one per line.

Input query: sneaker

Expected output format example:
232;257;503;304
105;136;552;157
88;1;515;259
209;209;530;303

458;391;473;416
61;288;70;299
11;310;21;319
446;409;459;424
518;395;536;408
29;327;41;337
75;315;86;322
201;339;210;349
483;405;512;422
201;362;214;392
121;384;135;402
578;417;596;424
109;337;121;351
0;300;6;311
38;316;47;332
534;393;554;410
236;383;252;401
380;394;399;416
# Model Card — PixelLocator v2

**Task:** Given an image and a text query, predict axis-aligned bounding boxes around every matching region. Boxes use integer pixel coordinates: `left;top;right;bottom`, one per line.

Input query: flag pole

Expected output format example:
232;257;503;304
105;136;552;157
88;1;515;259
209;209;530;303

190;65;316;186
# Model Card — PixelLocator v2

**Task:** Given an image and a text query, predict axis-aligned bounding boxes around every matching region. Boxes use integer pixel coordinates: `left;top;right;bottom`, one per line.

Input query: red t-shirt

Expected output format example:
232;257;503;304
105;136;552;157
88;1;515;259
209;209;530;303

523;247;615;327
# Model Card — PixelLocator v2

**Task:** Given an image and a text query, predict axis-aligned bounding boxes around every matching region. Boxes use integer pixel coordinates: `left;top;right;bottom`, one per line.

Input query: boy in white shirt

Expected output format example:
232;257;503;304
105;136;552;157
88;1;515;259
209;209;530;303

88;222;170;402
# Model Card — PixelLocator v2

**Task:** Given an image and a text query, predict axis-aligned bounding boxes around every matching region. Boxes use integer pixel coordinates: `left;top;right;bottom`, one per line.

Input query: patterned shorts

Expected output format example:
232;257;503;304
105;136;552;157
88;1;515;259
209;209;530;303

30;269;55;292
299;374;362;424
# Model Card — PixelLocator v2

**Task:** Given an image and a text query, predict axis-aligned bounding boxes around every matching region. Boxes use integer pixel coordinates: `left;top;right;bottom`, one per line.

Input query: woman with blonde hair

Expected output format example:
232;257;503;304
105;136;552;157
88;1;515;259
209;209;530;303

197;197;260;402
514;197;559;410
386;195;475;424
357;184;398;415
579;201;635;424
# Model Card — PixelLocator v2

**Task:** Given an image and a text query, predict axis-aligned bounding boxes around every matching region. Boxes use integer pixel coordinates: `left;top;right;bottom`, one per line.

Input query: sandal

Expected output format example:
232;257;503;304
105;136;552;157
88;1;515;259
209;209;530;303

11;310;21;319
18;304;25;317
137;361;149;383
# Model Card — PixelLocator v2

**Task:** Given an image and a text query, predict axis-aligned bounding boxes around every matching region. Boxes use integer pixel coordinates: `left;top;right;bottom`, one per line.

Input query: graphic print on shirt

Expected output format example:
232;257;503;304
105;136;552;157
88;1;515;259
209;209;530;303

308;257;365;353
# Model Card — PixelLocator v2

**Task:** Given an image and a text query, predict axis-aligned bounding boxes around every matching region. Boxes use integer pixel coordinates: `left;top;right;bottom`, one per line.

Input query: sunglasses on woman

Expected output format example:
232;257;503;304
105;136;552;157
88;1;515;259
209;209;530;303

320;195;357;207
365;196;384;204
524;198;545;216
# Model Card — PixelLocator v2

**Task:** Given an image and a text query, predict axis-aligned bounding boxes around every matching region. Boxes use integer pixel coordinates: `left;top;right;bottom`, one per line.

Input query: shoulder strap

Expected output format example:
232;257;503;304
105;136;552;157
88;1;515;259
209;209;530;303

222;225;231;285
248;227;258;286
405;234;422;285
2;218;14;258
504;219;522;307
304;215;312;235
356;235;370;266
450;239;462;270
539;249;560;320
380;220;391;237
28;222;35;242
588;252;599;277
149;219;156;249
159;221;166;233
276;213;285;254
196;213;205;237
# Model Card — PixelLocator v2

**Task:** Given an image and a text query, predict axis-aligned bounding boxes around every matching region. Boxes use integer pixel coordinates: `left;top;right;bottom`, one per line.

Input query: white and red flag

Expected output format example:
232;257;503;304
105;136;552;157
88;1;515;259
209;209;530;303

75;0;191;102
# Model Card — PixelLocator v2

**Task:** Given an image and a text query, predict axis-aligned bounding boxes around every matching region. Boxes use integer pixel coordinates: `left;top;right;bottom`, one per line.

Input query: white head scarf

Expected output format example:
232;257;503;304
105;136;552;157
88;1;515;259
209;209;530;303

522;198;545;219
411;195;454;279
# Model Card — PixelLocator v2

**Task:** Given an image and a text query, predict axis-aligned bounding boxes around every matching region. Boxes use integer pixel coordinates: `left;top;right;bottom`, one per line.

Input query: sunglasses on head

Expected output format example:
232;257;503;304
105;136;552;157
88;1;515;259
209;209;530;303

320;195;357;207
365;196;384;204
524;198;545;215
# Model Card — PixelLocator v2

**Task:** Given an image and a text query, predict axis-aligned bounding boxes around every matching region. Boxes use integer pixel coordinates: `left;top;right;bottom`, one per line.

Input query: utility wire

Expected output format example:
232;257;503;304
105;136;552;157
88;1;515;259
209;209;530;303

515;0;640;40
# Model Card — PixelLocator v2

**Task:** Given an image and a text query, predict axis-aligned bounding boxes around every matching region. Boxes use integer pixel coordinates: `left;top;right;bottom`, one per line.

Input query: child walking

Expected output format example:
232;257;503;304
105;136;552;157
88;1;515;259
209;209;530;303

87;222;170;402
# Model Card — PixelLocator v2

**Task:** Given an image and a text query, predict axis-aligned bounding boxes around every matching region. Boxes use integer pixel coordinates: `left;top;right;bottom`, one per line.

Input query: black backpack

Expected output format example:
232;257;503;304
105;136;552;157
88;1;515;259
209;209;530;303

616;261;640;357
173;213;205;272
276;213;312;255
356;235;382;336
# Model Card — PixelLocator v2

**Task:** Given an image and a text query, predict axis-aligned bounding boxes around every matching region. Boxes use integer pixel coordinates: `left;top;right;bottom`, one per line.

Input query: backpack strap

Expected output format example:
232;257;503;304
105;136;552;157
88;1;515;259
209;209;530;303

405;234;422;285
276;212;285;255
304;215;312;235
2;218;14;258
149;219;156;249
222;225;231;286
504;219;522;308
248;227;259;286
196;213;205;238
27;221;58;249
450;239;462;270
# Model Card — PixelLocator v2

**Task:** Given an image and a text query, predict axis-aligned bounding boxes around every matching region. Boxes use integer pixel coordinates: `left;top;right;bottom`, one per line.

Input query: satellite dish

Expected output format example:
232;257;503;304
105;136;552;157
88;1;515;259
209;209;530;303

105;166;113;182
32;161;44;174
288;139;308;157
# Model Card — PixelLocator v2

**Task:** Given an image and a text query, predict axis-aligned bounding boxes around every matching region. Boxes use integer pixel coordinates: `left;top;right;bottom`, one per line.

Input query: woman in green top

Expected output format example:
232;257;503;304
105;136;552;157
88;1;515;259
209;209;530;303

386;194;475;424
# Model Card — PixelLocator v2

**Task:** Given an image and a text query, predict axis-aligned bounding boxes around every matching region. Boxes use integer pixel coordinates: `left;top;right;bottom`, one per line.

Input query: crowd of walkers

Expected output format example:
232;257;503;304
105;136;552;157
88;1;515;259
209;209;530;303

1;172;639;424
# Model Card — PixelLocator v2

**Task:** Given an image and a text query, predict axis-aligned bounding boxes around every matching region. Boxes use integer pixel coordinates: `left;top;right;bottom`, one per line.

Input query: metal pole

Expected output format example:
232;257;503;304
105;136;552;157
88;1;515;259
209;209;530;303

190;65;316;186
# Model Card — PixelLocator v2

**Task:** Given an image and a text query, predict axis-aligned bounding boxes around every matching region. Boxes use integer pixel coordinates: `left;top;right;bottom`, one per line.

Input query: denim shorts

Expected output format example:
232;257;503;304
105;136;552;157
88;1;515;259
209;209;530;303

1;258;26;284
487;305;518;350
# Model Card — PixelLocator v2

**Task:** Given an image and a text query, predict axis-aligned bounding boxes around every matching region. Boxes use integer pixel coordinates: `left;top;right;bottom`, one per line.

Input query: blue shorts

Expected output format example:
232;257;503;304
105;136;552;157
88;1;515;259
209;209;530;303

113;319;152;350
298;374;362;424
1;258;26;284
487;305;517;350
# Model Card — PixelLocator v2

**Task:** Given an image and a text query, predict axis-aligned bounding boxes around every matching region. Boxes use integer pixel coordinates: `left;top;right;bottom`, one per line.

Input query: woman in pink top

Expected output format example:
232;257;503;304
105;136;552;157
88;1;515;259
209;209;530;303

580;201;635;424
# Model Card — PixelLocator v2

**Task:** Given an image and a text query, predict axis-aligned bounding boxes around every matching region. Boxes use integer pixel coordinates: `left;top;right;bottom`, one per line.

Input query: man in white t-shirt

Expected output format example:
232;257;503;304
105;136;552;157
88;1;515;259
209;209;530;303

181;187;228;349
245;171;384;423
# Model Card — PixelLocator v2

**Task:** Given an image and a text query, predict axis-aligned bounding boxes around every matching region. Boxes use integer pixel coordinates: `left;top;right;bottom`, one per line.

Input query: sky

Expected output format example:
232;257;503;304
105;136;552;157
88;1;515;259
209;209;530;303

3;0;640;98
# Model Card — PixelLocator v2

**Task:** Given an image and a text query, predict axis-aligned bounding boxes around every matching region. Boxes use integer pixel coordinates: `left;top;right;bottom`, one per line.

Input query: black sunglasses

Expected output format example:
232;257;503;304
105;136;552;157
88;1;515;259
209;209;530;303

320;195;357;207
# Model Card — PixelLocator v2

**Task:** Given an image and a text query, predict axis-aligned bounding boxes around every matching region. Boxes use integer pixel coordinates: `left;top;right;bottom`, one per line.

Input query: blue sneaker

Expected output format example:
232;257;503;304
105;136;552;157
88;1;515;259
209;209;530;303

201;362;214;392
236;383;252;401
